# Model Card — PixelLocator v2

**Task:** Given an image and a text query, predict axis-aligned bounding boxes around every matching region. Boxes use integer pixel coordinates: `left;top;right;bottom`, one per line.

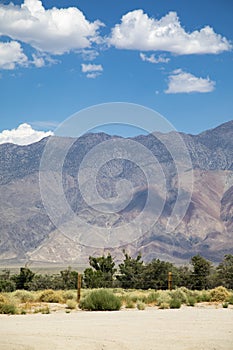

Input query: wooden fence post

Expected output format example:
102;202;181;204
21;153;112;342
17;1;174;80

77;273;82;303
168;271;172;291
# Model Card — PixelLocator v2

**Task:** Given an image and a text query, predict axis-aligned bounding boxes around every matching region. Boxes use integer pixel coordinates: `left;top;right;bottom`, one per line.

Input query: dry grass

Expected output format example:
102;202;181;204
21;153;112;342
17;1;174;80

0;287;232;314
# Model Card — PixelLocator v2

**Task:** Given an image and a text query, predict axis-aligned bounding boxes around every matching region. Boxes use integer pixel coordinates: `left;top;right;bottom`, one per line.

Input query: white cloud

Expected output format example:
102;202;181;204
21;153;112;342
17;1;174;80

140;53;170;63
165;69;215;94
0;0;103;55
0;41;28;69
86;72;100;79
81;63;103;78
31;53;45;68
81;49;99;61
81;63;103;73
109;10;231;55
0;123;53;145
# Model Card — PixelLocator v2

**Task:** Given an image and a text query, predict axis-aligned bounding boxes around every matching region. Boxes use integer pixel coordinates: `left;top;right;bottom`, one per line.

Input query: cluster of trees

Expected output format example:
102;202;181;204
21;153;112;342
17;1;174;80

0;253;233;292
0;266;78;292
83;252;233;290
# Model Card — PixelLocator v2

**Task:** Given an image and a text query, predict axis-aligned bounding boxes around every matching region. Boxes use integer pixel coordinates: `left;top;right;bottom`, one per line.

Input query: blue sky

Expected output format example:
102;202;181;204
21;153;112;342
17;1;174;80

0;0;232;143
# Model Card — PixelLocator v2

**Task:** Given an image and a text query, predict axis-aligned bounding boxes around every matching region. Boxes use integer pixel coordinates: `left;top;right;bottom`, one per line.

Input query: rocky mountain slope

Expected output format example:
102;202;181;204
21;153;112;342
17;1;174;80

0;121;232;265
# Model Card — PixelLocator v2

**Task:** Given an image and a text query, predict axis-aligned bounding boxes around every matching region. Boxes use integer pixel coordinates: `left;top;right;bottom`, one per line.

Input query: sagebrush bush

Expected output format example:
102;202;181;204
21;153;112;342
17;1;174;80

198;290;211;302
0;302;17;314
210;286;230;302
79;289;122;311
13;290;35;303
170;289;187;304
0;293;7;304
169;298;181;309
145;292;158;304
226;294;233;304
137;301;145;310
39;290;64;303
33;306;50;314
156;291;171;306
158;302;170;309
66;300;77;309
124;297;135;309
63;290;76;301
187;296;196;306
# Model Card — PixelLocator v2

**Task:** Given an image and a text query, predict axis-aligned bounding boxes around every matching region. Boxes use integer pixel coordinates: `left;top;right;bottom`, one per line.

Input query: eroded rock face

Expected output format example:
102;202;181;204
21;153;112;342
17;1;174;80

0;121;233;264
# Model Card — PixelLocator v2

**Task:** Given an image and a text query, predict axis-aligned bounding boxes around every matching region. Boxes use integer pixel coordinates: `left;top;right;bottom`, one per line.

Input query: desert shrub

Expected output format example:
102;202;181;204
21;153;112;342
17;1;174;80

13;290;35;303
170;288;187;304
38;289;64;303
66;300;77;309
63;290;76;301
137;301;146;310
0;293;8;304
169;298;181;309
198;290;211;302
187;296;196;306
127;291;146;303
0;279;16;292
33;306;50;314
145;291;159;304
210;286;230;302
79;289;122;311
222;302;229;308
226;294;233;304
158;302;170;309
0;302;17;314
124;297;135;309
156;291;171;306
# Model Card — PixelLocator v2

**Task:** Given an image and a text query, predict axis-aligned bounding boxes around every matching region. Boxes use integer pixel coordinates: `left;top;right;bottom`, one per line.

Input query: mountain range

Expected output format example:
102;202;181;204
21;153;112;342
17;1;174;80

0;120;232;266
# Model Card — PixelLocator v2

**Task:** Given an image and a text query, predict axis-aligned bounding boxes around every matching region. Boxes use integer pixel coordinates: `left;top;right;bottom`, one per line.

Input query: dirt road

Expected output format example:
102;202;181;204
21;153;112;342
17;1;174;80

0;307;232;350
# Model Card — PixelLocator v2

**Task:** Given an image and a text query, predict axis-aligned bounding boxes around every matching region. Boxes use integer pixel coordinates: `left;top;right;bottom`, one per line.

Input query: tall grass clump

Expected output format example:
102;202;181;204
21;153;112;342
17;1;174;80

0;302;17;314
145;291;159;305
123;296;135;309
79;289;122;311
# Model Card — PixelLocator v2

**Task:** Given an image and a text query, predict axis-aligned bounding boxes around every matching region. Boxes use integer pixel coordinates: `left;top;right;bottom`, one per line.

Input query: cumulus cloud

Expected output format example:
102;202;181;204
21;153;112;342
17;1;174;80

0;0;103;55
165;69;215;94
109;10;231;54
81;63;103;73
81;63;103;78
0;123;53;145
31;53;45;68
0;41;28;69
140;53;170;63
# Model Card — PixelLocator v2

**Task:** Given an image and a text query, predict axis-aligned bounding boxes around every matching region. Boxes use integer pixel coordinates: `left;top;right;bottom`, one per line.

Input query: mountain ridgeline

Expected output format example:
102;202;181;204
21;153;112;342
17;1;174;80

0;121;233;265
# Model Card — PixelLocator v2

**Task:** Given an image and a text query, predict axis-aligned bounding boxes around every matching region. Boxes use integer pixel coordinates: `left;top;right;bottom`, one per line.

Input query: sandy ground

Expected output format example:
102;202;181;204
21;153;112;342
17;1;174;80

0;307;233;350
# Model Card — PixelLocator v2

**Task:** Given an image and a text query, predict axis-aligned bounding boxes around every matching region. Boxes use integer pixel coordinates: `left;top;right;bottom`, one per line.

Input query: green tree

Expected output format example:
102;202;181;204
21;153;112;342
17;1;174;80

217;254;233;289
83;253;116;288
142;259;175;290
190;255;212;290
60;267;78;289
116;251;144;289
27;274;64;291
175;265;192;288
13;267;35;290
